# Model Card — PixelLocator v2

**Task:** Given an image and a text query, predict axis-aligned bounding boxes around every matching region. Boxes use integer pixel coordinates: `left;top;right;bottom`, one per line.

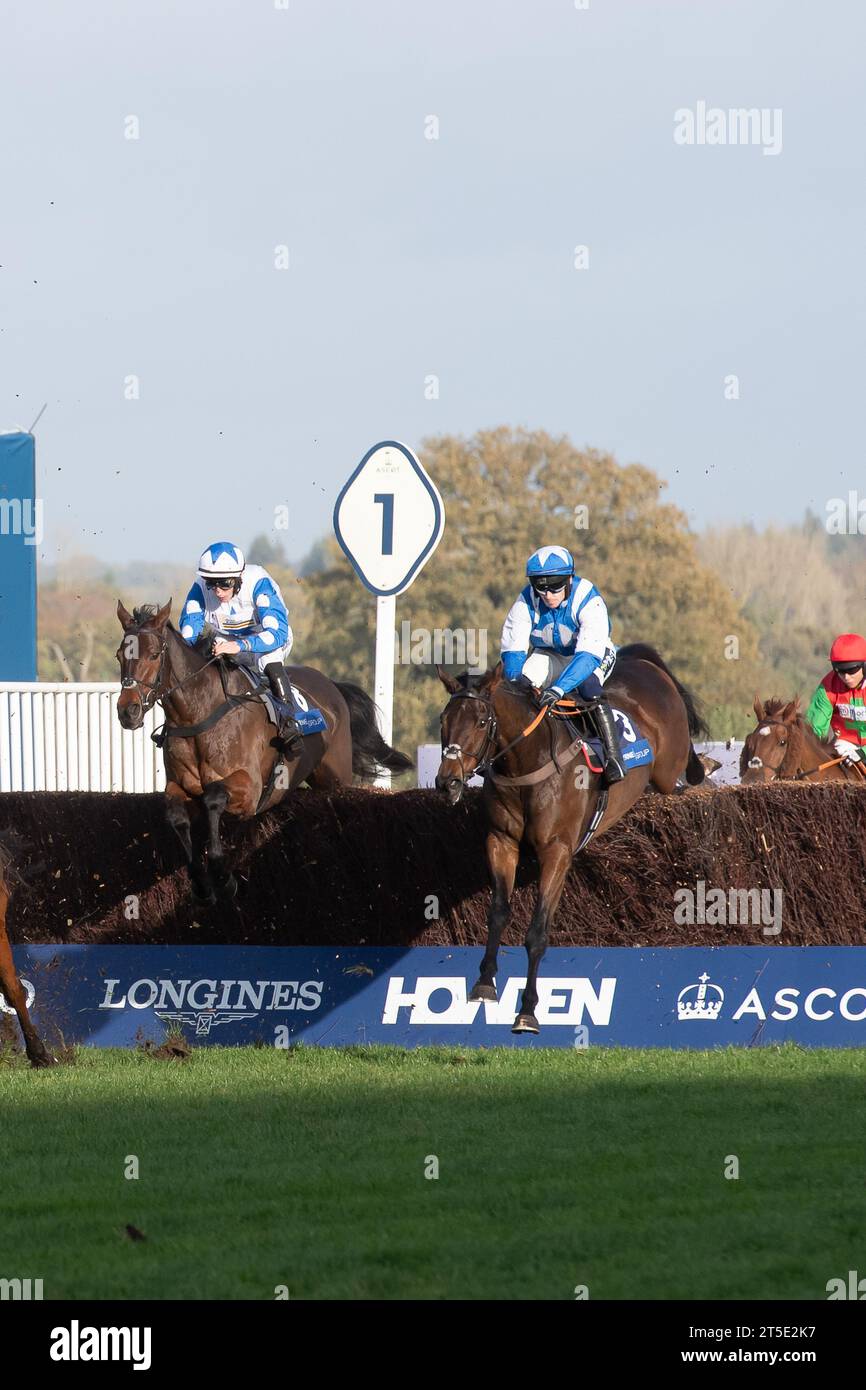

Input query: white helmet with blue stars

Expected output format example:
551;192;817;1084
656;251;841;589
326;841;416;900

197;541;245;582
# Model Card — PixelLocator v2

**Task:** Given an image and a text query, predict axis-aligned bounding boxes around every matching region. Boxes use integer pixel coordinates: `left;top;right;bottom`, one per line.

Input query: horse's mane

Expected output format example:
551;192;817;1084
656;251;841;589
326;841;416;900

452;670;489;693
760;696;830;741
761;696;796;719
131;609;215;664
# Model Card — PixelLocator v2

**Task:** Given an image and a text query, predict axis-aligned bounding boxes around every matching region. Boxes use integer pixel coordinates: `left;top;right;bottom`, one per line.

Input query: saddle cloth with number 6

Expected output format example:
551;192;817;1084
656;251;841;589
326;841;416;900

236;665;328;736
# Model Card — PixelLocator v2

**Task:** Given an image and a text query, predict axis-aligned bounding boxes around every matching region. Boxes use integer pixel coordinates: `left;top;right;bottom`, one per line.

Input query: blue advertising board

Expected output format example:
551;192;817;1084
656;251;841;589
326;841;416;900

7;945;866;1049
0;431;38;679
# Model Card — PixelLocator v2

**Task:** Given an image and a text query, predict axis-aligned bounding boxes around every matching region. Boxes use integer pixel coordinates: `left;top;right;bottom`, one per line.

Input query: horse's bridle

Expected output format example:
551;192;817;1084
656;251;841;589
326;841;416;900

441;683;572;787
440;689;498;786
119;626;222;716
119;630;169;712
745;717;823;781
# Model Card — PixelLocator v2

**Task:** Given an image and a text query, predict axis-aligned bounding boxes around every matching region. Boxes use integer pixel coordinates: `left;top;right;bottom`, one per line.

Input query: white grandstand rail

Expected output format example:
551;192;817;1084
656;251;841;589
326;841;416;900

0;683;166;793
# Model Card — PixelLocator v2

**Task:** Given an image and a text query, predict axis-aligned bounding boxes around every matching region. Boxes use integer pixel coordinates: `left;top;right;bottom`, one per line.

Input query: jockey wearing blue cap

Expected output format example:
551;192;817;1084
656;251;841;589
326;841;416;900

500;545;626;782
179;541;304;749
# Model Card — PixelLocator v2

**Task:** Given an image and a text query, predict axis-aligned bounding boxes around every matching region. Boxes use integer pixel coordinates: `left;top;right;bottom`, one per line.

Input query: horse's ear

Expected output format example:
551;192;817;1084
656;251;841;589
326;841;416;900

117;599;133;629
753;694;765;721
154;599;172;628
484;660;504;692
782;697;801;722
436;664;460;694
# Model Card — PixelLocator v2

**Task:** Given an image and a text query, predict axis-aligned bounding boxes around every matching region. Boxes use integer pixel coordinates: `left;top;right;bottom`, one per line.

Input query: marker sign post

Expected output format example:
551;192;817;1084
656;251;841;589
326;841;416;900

333;441;445;787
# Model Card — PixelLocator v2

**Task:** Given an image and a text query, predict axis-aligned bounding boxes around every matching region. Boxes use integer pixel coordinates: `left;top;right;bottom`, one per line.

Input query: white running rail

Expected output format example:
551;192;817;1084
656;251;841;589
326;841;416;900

0;683;166;793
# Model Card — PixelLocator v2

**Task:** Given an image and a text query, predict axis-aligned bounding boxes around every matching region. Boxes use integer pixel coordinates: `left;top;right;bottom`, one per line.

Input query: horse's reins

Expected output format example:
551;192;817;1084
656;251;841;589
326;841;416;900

441;687;610;853
121;626;264;746
442;688;596;787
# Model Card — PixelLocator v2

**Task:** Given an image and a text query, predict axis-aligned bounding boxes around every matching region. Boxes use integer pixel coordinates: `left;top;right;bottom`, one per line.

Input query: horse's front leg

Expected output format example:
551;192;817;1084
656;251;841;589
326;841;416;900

470;830;520;1003
0;890;51;1066
201;779;237;899
166;783;215;905
513;839;572;1034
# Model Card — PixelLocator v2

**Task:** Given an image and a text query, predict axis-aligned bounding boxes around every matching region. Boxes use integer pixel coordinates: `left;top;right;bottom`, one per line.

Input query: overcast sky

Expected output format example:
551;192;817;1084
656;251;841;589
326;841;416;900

2;0;864;569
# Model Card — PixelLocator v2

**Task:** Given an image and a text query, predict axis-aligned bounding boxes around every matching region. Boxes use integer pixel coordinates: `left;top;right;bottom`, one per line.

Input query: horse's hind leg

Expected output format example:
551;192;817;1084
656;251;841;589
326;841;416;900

166;783;215;905
470;832;520;1003
0;886;51;1067
514;841;572;1034
308;724;354;790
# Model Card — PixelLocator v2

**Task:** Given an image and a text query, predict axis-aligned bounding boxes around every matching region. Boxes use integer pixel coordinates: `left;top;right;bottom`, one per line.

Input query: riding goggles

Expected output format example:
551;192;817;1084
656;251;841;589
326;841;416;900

832;661;865;675
205;577;240;591
531;574;571;593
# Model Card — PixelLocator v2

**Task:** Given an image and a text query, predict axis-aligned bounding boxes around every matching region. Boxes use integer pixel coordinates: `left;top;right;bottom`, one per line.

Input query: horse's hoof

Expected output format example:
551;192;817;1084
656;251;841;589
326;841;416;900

469;983;497;1002
190;884;216;907
219;873;238;900
28;1050;54;1069
512;1013;540;1035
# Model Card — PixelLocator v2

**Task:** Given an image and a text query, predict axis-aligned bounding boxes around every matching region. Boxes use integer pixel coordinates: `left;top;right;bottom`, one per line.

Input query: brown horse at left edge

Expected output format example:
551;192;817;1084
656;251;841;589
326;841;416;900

0;840;51;1067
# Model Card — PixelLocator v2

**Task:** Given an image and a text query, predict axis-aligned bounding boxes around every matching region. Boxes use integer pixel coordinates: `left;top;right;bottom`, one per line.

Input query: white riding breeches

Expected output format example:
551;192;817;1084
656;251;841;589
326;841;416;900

521;644;616;690
233;645;290;676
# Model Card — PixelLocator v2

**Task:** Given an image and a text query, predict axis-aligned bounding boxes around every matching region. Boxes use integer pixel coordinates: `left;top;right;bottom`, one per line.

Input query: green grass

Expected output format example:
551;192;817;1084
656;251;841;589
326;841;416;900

0;1044;863;1300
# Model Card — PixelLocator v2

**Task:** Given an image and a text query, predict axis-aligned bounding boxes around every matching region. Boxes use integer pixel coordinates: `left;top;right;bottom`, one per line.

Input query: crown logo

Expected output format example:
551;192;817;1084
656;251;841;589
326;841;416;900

677;972;723;1021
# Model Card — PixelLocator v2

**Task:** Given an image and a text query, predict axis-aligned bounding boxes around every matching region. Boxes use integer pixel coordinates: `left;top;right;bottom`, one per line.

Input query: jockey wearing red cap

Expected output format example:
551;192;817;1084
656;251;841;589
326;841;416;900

804;634;866;764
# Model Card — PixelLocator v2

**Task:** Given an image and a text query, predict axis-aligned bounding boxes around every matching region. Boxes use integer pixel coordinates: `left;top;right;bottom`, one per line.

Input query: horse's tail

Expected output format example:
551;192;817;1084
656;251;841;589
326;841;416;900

335;682;414;781
616;642;710;742
684;745;706;786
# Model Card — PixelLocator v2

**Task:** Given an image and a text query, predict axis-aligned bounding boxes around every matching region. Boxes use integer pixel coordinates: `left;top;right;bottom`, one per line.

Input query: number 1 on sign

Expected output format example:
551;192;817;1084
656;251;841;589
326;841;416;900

373;493;394;555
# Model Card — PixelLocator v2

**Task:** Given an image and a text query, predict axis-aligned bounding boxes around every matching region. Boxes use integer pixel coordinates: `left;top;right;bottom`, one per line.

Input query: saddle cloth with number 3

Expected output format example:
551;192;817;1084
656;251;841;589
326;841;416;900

557;704;654;773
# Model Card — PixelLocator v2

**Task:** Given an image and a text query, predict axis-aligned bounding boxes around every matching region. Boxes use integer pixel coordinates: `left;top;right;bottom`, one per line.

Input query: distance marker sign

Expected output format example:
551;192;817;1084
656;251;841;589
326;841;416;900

333;440;445;597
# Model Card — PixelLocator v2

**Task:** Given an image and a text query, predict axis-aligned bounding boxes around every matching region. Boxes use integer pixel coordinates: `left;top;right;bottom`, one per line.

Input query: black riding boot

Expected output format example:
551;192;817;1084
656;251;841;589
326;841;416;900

593;698;626;784
265;664;303;751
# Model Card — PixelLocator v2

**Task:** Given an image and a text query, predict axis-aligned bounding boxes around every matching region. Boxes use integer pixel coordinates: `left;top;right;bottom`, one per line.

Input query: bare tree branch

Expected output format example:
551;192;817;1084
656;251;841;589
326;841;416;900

50;643;75;683
78;626;95;682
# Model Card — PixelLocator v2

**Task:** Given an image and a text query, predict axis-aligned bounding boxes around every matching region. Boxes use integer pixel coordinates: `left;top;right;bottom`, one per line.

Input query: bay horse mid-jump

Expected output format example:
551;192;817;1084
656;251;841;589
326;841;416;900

116;600;412;903
435;643;707;1033
0;839;51;1067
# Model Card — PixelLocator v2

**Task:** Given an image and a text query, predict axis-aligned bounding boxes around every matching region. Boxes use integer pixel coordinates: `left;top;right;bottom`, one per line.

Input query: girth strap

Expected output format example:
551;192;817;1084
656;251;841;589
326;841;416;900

152;678;264;747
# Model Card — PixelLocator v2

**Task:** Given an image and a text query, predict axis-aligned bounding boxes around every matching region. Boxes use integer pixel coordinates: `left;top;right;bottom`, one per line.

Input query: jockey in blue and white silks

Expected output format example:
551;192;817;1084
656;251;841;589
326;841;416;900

500;545;626;782
179;541;303;747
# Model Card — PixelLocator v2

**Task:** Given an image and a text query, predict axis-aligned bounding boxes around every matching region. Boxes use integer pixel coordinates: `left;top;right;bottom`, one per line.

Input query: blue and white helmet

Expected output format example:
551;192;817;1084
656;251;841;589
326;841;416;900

526;545;574;583
198;541;245;581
